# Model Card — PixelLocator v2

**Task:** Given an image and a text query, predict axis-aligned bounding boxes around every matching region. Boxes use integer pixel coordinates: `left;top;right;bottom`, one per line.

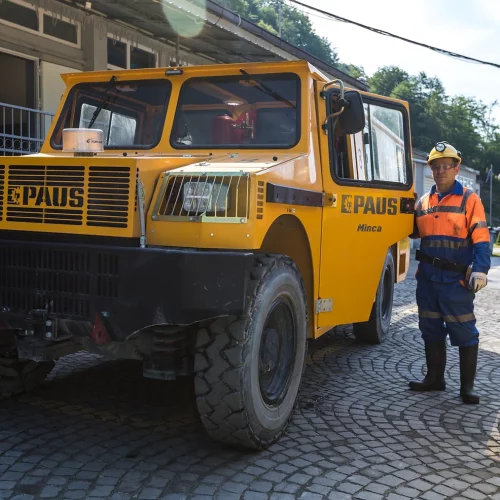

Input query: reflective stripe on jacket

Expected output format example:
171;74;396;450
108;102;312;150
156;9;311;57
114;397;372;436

414;181;491;282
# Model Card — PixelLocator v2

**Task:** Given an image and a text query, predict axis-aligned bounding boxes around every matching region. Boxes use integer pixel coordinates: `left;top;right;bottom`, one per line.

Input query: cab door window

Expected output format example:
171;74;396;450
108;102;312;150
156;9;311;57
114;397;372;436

330;98;411;189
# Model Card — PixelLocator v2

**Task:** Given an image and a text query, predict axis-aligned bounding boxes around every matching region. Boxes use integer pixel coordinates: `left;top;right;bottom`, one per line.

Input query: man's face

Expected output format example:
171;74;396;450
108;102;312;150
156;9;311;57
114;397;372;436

430;158;459;191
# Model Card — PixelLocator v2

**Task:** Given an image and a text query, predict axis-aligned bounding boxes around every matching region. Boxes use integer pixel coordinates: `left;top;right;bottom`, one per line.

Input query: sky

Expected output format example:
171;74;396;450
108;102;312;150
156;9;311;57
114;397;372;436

294;0;500;124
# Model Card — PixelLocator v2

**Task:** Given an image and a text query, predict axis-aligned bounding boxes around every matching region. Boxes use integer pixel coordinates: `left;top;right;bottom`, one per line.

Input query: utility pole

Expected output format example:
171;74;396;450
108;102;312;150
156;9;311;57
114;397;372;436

278;1;283;38
490;163;493;227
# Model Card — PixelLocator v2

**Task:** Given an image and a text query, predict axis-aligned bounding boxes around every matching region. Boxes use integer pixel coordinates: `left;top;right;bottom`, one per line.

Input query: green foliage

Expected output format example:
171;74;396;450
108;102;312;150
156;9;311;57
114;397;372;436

369;66;499;176
217;0;348;70
477;177;500;226
336;63;367;80
257;19;278;35
369;66;408;96
217;0;498;214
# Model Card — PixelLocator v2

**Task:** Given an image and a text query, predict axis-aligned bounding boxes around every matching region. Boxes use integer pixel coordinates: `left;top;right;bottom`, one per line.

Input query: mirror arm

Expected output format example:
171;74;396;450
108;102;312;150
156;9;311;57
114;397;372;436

322;107;345;135
321;79;345;100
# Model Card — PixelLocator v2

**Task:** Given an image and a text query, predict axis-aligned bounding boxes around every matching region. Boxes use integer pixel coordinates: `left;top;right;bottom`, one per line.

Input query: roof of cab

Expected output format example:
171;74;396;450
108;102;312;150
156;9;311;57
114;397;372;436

61;60;331;85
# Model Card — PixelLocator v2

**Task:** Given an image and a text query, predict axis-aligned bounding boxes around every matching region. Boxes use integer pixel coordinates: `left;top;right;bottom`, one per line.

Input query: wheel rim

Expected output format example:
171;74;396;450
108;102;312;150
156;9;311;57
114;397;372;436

259;296;296;406
381;264;392;321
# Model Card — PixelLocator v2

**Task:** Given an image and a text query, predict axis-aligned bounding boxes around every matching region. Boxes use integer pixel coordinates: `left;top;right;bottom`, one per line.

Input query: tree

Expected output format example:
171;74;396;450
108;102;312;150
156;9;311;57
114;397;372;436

337;63;367;80
218;0;499;188
219;0;250;17
386;72;446;152
440;96;487;169
369;66;500;180
369;66;409;97
218;0;340;66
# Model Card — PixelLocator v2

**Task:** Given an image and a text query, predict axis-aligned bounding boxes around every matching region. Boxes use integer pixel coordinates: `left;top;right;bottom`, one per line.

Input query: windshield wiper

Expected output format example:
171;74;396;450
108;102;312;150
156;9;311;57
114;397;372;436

239;69;296;108
88;75;117;129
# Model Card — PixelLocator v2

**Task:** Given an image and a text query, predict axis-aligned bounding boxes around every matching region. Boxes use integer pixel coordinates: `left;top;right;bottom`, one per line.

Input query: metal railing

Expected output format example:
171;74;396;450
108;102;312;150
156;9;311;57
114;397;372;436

0;102;55;156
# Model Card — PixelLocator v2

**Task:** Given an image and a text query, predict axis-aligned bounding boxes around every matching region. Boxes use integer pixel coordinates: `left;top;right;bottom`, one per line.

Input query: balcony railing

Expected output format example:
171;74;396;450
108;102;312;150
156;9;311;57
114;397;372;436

0;102;55;156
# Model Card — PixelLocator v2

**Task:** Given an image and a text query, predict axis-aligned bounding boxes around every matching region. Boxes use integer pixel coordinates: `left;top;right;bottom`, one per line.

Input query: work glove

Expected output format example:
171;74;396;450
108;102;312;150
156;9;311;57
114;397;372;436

469;272;488;293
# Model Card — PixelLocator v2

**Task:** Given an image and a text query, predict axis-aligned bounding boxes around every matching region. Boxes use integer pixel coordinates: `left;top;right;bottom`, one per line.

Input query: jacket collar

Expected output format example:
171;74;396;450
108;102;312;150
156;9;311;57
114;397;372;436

429;180;463;197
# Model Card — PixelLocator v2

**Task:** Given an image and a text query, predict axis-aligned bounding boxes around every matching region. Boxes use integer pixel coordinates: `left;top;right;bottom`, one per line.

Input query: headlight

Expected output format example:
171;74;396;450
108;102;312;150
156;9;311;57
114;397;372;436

182;181;229;213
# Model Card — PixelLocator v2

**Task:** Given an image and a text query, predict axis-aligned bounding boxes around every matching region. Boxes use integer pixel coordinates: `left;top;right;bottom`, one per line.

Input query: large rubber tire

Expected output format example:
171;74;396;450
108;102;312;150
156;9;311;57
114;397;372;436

0;337;55;400
353;249;395;345
194;254;308;450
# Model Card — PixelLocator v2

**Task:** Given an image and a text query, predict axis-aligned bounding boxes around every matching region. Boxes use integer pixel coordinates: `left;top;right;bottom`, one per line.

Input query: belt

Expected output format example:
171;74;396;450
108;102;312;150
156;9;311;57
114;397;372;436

415;249;468;273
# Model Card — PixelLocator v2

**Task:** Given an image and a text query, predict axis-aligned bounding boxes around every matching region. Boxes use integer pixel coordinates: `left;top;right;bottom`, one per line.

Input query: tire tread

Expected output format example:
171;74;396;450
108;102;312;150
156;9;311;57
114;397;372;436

353;249;395;344
0;357;54;400
194;253;306;449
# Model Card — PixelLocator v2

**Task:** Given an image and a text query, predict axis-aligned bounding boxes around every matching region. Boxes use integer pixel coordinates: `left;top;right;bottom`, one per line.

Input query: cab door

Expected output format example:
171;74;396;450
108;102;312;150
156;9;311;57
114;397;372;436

315;82;415;328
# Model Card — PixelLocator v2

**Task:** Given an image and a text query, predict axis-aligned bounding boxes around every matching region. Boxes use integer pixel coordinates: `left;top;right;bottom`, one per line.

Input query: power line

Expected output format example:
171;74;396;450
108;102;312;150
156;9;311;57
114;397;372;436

285;0;500;70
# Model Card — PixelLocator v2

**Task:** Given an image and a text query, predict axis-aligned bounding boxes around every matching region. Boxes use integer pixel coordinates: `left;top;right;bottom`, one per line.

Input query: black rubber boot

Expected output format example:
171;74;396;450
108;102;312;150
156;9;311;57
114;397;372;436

459;344;480;404
409;341;446;391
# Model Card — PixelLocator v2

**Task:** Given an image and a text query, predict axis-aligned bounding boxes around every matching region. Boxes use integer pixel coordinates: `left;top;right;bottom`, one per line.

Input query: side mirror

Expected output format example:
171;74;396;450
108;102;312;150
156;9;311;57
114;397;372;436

336;91;365;135
323;89;366;136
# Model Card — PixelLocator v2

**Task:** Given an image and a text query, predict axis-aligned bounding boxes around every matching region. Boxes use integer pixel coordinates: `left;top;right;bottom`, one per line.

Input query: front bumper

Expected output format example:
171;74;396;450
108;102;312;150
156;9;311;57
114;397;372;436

0;238;253;341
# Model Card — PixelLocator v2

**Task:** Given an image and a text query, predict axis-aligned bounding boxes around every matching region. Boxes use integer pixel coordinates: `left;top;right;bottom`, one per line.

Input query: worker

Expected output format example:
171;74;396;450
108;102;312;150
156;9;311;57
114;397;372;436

409;141;491;404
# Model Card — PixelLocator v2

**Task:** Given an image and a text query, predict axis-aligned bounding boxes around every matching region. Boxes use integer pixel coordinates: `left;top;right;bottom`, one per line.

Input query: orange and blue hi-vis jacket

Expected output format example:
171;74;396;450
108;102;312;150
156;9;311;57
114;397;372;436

413;181;491;282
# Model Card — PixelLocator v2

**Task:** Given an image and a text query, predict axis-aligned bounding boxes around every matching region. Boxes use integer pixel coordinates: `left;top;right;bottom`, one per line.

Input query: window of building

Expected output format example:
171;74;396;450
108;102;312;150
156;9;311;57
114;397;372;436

0;0;81;47
457;175;475;190
107;38;127;69
331;99;410;188
107;36;158;70
43;14;78;45
0;0;38;31
130;46;157;69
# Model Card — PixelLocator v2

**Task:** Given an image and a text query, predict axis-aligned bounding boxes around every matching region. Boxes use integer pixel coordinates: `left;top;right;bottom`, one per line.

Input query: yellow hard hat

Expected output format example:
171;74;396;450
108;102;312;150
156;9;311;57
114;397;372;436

427;141;462;166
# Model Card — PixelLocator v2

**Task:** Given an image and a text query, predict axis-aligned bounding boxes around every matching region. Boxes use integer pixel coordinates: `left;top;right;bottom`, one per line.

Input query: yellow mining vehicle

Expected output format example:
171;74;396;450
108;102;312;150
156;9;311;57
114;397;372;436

0;60;414;449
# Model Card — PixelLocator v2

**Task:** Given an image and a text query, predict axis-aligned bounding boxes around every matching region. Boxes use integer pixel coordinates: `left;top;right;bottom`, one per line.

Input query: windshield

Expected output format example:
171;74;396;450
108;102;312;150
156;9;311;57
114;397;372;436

170;73;301;149
50;79;172;150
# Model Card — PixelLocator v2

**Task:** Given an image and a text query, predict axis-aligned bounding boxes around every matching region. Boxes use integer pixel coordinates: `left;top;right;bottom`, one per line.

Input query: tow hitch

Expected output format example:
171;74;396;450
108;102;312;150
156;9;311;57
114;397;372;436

14;309;81;362
23;309;60;341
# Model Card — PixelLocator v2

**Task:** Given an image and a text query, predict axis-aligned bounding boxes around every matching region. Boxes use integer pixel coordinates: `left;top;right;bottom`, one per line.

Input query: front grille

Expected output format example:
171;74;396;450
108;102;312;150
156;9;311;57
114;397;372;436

1;164;133;229
97;252;119;297
6;165;84;225
88;166;131;228
257;180;264;220
0;245;120;318
0;165;4;222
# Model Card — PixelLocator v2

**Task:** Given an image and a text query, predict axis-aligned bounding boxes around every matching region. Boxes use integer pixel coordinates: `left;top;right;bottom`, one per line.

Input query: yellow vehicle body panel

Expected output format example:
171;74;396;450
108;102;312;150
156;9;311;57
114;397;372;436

0;59;416;339
147;153;322;248
396;237;411;283
0;155;221;238
314;80;414;328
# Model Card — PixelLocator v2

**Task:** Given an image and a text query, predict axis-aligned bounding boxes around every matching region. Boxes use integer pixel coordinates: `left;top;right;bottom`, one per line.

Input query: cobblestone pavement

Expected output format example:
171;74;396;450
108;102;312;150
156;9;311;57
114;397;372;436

1;256;500;500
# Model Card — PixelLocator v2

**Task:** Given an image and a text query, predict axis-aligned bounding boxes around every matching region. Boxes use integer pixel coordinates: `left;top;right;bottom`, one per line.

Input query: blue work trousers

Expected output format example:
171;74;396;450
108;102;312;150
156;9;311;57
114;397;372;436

416;276;479;347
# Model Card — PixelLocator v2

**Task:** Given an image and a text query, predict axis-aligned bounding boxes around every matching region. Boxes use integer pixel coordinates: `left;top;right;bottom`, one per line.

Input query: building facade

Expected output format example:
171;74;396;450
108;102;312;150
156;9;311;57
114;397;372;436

0;0;211;155
0;0;365;156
